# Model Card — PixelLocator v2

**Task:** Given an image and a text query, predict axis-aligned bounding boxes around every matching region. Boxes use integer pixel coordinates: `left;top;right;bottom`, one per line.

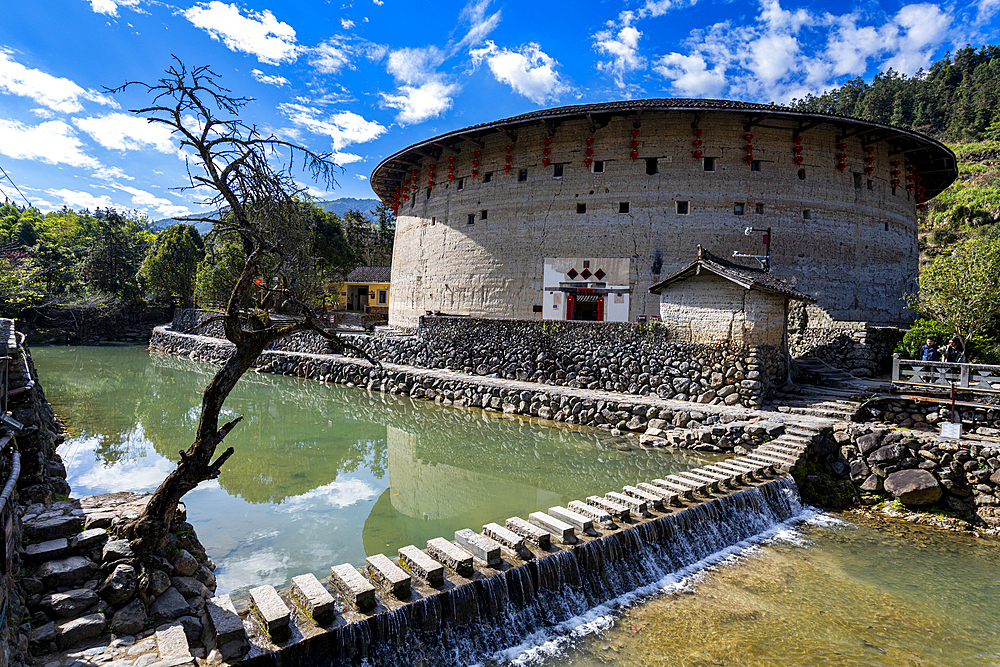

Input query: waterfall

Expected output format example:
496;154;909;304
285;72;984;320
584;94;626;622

241;477;805;667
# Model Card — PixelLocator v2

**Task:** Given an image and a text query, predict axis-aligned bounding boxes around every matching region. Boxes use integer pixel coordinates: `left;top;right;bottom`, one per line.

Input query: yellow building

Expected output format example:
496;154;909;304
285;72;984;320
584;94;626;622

336;266;391;315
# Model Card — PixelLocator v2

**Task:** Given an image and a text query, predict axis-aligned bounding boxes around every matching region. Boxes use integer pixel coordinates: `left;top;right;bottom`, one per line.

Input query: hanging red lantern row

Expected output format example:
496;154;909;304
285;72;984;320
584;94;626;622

471;150;480;178
448;156;455;183
629;128;639;161
583;136;594;168
504;145;514;173
542;137;552;167
914;175;926;204
743;133;754;165
905;164;915;192
692;127;703;160
835;142;847;172
792;135;804;165
411;169;419;193
427;164;436;188
392;185;400;216
890;159;901;188
401;178;409;202
863;145;875;176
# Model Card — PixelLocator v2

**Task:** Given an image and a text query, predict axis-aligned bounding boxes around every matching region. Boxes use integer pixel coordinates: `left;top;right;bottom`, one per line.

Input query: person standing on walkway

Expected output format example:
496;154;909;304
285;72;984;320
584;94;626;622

944;337;967;363
920;338;940;361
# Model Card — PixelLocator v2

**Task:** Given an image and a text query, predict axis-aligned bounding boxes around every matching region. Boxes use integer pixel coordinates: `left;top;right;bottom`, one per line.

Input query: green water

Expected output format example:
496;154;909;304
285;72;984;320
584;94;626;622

32;345;720;597
548;514;1000;667
32;345;1000;666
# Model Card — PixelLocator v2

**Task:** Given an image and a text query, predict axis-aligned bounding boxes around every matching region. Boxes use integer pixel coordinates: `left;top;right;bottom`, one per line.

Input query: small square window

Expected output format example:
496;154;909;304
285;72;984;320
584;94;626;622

426;187;431;199
376;289;388;305
803;209;811;220
480;209;488;220
583;261;590;268
457;178;465;190
483;172;492;183
867;179;874;190
619;202;630;213
734;203;745;215
798;169;806;180
676;200;690;215
884;221;889;231
592;160;605;173
703;157;716;172
553;163;564;178
467;213;475;225
755;203;764;214
577;203;587;214
518;168;528;182
853;173;862;189
750;160;761;171
646;158;658;175
431;216;436;225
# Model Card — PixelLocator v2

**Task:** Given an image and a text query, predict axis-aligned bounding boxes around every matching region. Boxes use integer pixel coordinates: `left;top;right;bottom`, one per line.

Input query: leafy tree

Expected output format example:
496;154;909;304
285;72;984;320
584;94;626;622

139;223;204;306
109;60;376;559
906;237;1000;346
81;209;152;303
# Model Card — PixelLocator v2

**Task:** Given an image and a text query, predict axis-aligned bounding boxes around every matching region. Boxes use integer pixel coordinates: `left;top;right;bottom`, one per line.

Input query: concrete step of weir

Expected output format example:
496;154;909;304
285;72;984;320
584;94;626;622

762;443;807;458
756;447;802;465
585;495;632;522
249;584;292;641
398;545;445;587
366;553;412;598
206;594;248;661
506;516;552;549
732;457;777;476
567;501;614;527
693;467;740;487
331;564;377;612
650;478;696;500
529;512;577;545
634;482;681;507
605;491;648;516
291;573;337;625
674;471;724;492
702;465;747;485
663;474;708;495
427;537;475;575
547;506;595;535
455;529;503;568
744;453;794;472
622;486;665;511
483;522;528;555
714;460;768;480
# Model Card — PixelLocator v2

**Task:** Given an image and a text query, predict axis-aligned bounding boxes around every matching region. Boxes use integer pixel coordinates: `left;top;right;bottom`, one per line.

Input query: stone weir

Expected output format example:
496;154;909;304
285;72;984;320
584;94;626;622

226;475;803;667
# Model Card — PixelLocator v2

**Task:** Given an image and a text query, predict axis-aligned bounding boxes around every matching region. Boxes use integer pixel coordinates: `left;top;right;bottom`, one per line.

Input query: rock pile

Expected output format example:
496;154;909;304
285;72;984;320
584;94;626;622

822;425;1000;526
22;494;219;662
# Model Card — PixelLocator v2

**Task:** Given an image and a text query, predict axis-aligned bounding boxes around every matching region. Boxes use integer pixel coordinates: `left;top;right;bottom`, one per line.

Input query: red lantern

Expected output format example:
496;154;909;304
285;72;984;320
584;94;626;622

693;139;703;147
584;147;594;156
504;164;511;173
692;149;703;159
542;148;551;155
585;137;594;145
744;133;753;141
630;129;639;138
693;128;703;137
794;135;803;143
584;158;592;167
471;169;479;177
543;137;552;145
837;162;846;172
793;145;803;154
837;143;846;151
542;158;550;166
744;144;754;152
630;150;638;161
474;150;481;158
448;174;454;182
793;156;803;165
744;155;753;164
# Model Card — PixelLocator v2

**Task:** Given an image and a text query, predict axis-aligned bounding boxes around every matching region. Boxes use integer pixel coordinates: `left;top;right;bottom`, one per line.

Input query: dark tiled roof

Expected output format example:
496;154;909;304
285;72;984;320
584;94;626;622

371;97;956;201
648;246;814;302
344;266;391;283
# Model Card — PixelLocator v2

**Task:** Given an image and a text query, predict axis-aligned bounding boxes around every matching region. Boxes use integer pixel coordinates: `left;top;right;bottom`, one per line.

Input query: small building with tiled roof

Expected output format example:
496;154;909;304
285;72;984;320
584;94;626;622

335;266;391;315
649;246;813;348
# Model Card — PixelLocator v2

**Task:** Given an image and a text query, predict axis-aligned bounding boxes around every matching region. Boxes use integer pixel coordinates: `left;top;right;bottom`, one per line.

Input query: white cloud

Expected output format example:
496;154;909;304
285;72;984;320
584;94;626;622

88;0;141;16
294;181;335;198
381;47;457;124
373;0;384;4
251;69;289;87
380;80;458;125
653;53;727;98
341;18;355;29
455;0;502;52
354;174;368;181
594;24;644;89
111;183;192;218
45;188;115;211
331;151;363;165
0;119;100;169
181;1;299;65
0;50;116;113
278;104;386;150
93;166;134;181
470;41;569;104
280;478;378;511
879;4;952;74
310;39;351;74
73;112;177;153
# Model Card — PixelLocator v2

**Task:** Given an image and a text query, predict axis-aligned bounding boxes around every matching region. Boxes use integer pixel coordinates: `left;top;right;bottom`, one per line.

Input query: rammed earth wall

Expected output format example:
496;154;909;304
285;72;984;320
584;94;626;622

168;310;786;408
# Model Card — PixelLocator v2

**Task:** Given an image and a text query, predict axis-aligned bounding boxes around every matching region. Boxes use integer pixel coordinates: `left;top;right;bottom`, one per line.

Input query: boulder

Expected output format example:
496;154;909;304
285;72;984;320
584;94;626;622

149;569;171;597
98;563;137;606
170;577;208;599
111;599;147;635
868;443;909;465
102;539;134;563
855;431;885;456
57;613;106;648
35;556;97;588
25;515;82;542
172;550;198;577
71;528;109;552
151;587;191;620
40;589;100;619
884;469;942;506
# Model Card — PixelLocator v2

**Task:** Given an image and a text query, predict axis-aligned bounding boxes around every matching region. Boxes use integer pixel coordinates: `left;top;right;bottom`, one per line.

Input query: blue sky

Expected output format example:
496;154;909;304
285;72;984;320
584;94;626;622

0;0;997;220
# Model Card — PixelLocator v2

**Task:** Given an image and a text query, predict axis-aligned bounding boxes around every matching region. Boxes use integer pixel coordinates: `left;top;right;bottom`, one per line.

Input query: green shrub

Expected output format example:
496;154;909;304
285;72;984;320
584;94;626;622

896;319;954;359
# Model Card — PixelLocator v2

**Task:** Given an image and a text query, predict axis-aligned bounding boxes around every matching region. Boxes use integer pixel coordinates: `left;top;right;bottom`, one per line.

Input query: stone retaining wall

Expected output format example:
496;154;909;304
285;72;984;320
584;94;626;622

816;424;1000;527
169;310;785;409
151;326;789;454
788;304;903;378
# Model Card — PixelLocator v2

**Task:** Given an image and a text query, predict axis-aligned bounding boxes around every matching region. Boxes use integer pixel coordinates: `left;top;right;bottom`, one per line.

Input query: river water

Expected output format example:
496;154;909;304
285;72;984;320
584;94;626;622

31;345;1000;666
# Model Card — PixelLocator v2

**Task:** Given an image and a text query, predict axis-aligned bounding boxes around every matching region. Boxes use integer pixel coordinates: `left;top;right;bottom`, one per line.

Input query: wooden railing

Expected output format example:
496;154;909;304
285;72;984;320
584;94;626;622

891;353;1000;394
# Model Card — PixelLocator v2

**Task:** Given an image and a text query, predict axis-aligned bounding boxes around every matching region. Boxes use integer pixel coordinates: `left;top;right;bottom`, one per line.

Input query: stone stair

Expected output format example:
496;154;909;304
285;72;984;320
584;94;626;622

22;494;215;666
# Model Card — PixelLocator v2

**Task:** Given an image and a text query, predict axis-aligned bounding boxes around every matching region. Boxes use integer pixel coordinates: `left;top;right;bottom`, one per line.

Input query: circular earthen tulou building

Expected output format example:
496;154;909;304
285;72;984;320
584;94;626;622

371;99;956;330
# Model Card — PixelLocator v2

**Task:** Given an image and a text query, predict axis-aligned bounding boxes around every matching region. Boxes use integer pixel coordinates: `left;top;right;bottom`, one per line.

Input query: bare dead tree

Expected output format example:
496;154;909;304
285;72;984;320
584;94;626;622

109;58;378;559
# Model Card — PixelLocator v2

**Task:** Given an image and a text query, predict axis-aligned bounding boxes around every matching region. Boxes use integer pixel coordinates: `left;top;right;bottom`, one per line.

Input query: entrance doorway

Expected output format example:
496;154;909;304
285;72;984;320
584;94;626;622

567;293;604;321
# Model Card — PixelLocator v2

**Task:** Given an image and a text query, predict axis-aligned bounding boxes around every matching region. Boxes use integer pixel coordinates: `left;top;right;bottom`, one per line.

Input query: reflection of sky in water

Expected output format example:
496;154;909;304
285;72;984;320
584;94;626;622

35;345;719;598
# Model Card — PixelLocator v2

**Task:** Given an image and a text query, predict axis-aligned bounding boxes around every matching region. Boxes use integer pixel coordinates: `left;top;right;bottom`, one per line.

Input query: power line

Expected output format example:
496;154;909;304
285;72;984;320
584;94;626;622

0;165;31;208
